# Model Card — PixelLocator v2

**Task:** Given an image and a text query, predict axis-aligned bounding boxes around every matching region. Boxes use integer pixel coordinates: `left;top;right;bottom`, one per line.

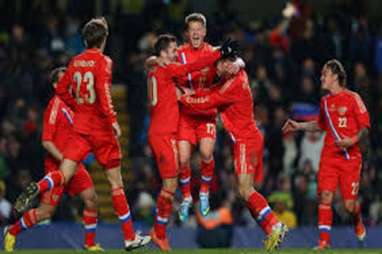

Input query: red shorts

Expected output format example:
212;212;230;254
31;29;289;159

317;156;362;200
42;159;94;206
233;134;264;185
148;133;178;179
63;130;121;170
177;113;216;145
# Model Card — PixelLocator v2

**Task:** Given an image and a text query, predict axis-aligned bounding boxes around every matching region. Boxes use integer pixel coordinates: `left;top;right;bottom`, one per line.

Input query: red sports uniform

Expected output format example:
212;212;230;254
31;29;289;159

41;96;93;206
55;48;121;169
177;43;218;144
317;90;370;200
180;70;264;184
147;50;221;179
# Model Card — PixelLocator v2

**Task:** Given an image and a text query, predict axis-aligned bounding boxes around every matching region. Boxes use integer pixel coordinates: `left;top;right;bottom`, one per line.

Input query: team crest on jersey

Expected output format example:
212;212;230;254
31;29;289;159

337;106;347;116
329;104;336;112
200;67;209;74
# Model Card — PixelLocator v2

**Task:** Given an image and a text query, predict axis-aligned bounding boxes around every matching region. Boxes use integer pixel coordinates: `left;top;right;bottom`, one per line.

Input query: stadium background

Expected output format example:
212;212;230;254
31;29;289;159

0;0;382;250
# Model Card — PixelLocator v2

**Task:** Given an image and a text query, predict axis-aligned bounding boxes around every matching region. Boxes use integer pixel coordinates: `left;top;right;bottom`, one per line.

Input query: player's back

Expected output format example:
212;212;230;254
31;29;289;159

57;48;116;135
147;66;179;135
219;70;259;140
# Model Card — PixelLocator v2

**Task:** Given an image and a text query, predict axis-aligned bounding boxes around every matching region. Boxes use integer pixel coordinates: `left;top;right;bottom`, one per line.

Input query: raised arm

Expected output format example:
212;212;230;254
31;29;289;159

55;65;76;109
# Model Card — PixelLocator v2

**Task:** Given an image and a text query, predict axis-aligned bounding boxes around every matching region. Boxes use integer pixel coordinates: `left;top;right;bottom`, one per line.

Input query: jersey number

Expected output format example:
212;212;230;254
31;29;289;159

351;182;359;196
338;117;347;128
148;76;158;106
73;71;96;104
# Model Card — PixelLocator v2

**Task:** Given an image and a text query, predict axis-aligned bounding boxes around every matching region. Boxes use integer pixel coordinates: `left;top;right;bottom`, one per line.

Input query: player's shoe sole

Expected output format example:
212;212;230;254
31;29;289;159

3;226;16;252
124;233;151;251
264;223;288;252
14;182;39;215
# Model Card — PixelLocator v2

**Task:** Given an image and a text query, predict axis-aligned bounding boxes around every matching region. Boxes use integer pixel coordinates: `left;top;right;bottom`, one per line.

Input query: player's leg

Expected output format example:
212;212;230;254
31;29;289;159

79;188;104;251
149;135;178;251
198;135;216;216
4;188;62;252
340;161;365;242
177;140;194;222
66;164;103;251
95;134;150;250
151;178;177;251
315;159;338;250
14;133;89;214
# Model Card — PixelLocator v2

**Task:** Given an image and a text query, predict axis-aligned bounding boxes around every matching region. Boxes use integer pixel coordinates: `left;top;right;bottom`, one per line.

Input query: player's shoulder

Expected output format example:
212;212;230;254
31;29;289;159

203;42;215;52
177;43;190;52
44;96;62;123
344;89;367;111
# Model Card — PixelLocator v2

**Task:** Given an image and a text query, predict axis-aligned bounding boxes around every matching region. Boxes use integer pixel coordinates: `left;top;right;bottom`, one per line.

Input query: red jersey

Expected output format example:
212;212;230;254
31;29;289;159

148;50;221;135
56;48;116;135
317;89;370;159
180;70;260;140
42;96;74;161
177;43;218;117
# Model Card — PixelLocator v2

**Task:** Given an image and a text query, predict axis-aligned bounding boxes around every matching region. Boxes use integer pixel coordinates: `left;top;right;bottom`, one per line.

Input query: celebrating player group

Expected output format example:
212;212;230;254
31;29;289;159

3;10;370;253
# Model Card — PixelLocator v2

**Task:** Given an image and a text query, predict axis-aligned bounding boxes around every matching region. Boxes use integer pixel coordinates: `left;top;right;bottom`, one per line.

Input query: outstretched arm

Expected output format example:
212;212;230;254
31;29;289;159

282;119;321;133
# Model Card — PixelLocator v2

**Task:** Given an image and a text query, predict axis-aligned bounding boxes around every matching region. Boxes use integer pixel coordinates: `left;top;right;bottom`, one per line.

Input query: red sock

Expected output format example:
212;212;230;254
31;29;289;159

200;159;214;194
179;165;192;199
112;187;135;241
9;209;38;236
154;189;174;239
247;191;278;235
38;171;64;193
353;203;362;226
318;204;332;243
83;209;98;247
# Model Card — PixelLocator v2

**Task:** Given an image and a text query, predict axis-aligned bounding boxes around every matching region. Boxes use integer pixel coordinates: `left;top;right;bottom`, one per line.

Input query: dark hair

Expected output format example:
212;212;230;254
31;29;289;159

49;67;67;84
82;17;109;49
154;34;177;56
324;59;347;86
184;13;207;31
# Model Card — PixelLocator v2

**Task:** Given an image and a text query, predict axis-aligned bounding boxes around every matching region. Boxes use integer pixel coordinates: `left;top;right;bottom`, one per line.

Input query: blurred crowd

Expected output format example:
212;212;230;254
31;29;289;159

0;0;382;232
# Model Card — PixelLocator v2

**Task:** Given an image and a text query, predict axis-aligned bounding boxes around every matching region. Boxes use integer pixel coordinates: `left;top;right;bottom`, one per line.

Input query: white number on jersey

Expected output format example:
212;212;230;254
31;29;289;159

73;71;96;104
338;117;347;128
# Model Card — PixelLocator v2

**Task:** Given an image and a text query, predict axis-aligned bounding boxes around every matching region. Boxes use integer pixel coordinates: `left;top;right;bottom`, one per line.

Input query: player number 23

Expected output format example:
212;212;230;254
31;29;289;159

73;71;96;104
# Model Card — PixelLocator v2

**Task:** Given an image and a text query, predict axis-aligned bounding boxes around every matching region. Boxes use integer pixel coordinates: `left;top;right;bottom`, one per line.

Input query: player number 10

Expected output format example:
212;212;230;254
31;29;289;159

73;71;96;104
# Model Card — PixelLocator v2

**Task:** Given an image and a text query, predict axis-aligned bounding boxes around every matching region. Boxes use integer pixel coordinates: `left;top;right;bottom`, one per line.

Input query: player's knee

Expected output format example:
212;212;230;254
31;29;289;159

199;147;213;162
105;167;124;189
163;178;178;193
344;201;356;214
38;207;55;220
319;192;333;205
238;184;251;200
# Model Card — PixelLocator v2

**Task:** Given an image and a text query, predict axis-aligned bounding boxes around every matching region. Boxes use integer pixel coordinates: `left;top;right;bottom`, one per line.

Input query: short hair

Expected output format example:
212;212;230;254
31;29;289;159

184;13;207;30
82;17;109;49
324;59;347;86
49;67;67;84
154;34;177;56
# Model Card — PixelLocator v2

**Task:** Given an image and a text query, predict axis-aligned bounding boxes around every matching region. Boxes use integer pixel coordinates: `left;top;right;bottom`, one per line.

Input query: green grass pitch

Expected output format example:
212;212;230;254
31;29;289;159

1;249;381;254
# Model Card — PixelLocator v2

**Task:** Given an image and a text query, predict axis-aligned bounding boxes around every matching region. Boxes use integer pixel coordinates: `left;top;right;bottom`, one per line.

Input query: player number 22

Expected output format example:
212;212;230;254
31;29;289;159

73;71;96;104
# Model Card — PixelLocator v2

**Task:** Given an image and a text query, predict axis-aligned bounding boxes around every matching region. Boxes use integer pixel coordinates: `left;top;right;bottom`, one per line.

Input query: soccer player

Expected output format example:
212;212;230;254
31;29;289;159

4;67;102;252
146;13;242;221
178;57;288;251
282;59;369;249
147;34;237;251
14;18;150;250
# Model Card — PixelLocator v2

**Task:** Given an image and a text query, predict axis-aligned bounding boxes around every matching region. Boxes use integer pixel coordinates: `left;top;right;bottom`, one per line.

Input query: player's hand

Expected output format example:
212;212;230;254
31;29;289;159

220;38;240;58
282;2;298;19
282;119;300;133
226;60;240;75
112;121;122;137
335;136;357;149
